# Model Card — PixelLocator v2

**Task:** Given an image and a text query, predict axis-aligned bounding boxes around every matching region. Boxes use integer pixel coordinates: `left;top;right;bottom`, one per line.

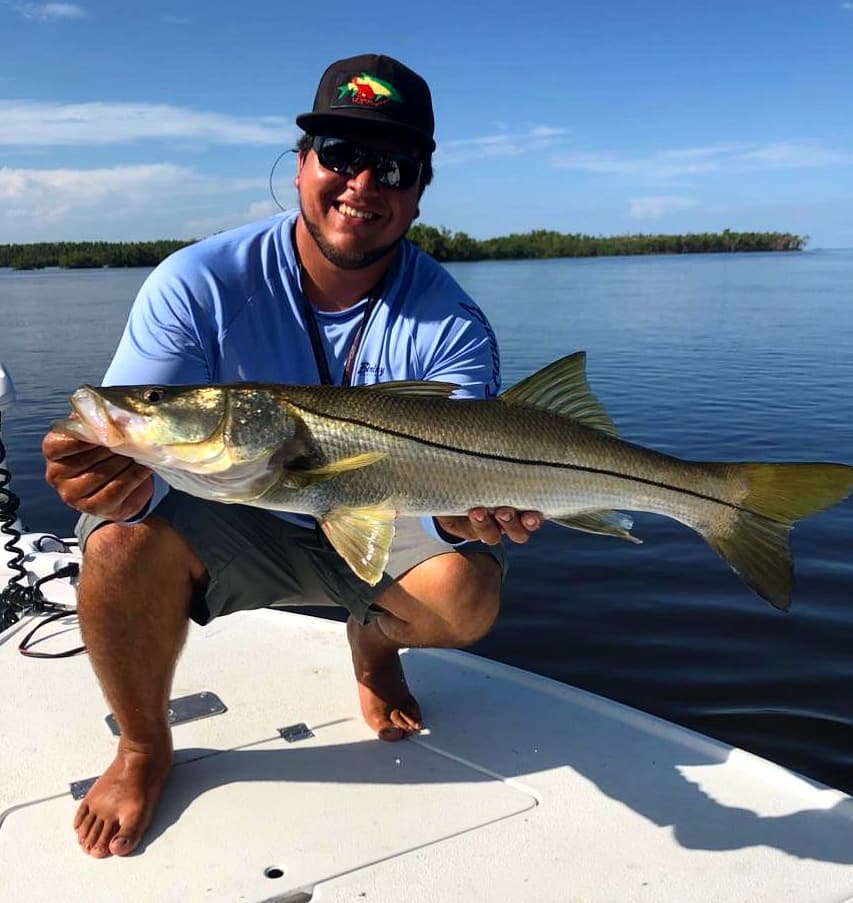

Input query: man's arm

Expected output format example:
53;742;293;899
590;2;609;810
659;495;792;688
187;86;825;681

44;258;211;520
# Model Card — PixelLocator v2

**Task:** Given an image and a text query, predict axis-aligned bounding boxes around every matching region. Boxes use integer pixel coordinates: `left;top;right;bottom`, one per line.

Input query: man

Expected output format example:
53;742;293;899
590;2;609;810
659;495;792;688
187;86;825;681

42;54;541;859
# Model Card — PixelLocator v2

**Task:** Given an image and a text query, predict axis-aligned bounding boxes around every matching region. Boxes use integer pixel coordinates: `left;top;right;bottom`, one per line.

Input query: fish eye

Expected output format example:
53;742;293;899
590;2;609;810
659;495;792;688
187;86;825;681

142;387;166;404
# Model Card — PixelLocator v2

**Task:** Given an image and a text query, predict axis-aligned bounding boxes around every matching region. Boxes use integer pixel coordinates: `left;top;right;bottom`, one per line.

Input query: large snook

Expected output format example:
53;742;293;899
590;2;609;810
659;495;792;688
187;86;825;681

55;353;853;610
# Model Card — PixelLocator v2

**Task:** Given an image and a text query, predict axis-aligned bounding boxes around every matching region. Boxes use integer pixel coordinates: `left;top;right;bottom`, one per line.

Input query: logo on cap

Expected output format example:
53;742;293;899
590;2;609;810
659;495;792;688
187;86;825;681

336;73;401;107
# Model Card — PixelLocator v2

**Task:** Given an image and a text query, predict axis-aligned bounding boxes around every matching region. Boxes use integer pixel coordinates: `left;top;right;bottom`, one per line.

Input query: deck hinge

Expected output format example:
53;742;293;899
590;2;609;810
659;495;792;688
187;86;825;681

278;722;315;743
69;777;97;800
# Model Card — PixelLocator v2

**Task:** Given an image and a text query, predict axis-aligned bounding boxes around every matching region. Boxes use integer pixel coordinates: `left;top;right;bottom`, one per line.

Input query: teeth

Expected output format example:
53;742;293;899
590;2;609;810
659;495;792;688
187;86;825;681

338;203;376;220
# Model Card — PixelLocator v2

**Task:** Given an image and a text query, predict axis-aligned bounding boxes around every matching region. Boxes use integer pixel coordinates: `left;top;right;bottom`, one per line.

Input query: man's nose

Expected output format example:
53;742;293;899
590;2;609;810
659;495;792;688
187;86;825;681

347;166;379;193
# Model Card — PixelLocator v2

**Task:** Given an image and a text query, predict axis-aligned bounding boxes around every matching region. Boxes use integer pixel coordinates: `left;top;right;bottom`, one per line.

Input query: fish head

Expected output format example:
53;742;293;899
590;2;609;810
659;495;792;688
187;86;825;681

57;384;229;470
66;384;220;446
56;383;300;474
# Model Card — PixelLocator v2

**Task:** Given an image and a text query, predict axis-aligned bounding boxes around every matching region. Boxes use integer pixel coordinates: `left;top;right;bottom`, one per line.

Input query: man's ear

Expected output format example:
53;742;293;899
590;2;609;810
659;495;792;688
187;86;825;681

294;150;306;188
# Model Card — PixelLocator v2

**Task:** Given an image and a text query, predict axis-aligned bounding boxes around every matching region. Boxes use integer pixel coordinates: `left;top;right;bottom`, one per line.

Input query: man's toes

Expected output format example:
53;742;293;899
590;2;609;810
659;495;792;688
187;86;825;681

90;818;119;858
76;809;96;845
110;832;141;857
81;816;105;854
73;801;90;831
379;725;407;742
390;695;422;731
89;835;112;859
390;708;421;731
109;807;146;857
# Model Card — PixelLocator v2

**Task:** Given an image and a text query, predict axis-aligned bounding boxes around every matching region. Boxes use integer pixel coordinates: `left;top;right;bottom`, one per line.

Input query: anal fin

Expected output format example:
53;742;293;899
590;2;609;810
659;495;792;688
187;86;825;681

552;510;642;544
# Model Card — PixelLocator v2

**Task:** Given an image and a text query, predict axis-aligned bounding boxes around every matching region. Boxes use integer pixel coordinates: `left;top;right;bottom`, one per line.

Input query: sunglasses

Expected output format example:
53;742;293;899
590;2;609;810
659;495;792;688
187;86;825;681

311;136;423;191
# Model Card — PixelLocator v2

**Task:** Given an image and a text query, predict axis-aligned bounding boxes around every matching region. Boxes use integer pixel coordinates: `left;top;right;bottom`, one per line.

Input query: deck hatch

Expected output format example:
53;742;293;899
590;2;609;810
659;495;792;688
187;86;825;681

8;715;536;901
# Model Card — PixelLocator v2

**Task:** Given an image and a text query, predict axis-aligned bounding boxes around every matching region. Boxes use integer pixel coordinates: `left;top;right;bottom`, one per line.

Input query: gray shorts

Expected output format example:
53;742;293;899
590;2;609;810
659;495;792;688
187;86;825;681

75;491;507;626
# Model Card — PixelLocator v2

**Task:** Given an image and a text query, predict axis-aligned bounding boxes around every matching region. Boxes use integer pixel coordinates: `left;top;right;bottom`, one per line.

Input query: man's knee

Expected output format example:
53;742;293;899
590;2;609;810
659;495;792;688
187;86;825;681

83;520;146;577
81;517;208;598
400;550;502;648
450;555;501;645
451;593;500;646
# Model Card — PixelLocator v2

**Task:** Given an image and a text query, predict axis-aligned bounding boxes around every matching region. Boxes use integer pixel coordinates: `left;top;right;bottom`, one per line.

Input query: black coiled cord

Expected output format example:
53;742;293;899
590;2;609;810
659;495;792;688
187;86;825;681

0;411;27;602
0;411;83;656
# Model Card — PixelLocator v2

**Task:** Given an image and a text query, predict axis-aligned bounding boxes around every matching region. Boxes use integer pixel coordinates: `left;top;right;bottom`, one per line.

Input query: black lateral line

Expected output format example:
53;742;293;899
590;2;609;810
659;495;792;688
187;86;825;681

295;403;760;517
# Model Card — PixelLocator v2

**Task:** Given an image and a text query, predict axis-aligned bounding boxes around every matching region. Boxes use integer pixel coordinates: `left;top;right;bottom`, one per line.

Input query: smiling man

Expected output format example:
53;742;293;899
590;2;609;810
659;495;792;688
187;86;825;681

42;53;541;859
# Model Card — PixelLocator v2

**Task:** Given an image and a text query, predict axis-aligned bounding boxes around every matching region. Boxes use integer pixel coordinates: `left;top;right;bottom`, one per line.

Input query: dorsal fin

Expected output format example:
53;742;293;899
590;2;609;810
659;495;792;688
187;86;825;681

499;352;618;436
363;380;459;398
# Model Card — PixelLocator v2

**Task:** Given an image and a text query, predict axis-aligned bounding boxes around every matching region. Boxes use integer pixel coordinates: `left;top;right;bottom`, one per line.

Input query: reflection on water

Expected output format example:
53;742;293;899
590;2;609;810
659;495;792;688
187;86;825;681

2;250;853;790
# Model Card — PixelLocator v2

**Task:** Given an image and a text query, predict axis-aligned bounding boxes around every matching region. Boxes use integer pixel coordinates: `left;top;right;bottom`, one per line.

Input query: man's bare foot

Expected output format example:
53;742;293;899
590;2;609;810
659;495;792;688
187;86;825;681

73;734;173;858
347;617;422;742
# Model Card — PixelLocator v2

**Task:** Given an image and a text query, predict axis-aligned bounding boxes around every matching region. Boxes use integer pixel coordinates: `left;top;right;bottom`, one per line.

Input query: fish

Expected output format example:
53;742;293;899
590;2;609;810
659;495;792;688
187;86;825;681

54;352;853;610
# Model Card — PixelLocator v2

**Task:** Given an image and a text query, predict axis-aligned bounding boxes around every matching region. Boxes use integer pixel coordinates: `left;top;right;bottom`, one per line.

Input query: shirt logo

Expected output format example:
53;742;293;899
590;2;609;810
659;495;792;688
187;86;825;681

358;362;385;378
335;73;401;107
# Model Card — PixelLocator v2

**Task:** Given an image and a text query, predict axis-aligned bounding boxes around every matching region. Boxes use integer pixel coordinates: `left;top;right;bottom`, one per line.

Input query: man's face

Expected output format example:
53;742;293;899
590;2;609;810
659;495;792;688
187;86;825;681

295;130;422;271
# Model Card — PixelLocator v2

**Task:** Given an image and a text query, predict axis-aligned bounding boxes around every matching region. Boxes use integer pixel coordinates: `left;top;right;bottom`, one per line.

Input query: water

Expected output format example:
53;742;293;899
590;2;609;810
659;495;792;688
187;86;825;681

2;252;853;792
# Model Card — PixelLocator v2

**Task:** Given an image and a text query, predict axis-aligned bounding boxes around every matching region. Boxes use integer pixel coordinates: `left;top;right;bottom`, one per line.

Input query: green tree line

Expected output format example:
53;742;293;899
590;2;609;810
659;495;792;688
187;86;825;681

407;226;807;261
0;228;806;271
0;240;193;270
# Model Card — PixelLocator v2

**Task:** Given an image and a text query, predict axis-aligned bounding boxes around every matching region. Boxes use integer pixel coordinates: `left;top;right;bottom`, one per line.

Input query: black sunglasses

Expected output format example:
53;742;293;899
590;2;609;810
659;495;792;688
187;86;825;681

311;136;423;191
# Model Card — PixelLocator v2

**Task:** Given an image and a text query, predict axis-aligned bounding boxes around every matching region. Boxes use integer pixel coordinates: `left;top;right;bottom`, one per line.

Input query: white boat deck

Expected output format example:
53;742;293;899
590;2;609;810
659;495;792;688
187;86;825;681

2;539;853;902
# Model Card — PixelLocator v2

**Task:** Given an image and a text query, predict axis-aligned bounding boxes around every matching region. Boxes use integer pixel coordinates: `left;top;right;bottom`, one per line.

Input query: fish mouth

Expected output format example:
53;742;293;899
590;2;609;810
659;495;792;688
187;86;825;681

69;386;131;448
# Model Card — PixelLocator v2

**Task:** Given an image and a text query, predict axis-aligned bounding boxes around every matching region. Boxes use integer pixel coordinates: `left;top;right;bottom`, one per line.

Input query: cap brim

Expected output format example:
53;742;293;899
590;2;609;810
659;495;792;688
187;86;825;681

295;111;436;152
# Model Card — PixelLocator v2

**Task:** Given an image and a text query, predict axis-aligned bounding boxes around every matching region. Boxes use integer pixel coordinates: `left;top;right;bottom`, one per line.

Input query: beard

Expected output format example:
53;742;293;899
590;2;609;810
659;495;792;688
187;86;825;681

300;203;405;271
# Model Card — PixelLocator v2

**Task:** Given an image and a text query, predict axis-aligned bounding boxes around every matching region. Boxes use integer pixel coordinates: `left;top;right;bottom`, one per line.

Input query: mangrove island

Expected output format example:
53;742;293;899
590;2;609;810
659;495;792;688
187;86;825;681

0;228;807;271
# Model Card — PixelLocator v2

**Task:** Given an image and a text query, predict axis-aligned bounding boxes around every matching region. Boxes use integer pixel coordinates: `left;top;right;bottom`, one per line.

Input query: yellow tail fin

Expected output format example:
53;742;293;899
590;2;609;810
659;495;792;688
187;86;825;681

706;462;853;610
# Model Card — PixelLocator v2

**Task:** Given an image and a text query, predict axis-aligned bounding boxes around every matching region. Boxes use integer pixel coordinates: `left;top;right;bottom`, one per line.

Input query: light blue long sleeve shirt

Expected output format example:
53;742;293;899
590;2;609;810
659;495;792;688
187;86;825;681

103;210;501;535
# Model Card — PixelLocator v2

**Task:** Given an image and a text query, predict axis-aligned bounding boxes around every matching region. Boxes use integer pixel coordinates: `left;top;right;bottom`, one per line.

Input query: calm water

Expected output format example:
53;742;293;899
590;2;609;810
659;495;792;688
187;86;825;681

2;251;853;792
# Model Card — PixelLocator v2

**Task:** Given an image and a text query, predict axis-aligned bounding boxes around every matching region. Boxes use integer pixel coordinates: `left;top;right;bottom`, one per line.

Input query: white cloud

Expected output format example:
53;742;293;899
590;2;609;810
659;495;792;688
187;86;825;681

13;2;86;20
733;142;853;168
1;162;186;199
630;195;698;220
552;141;853;181
437;126;569;165
0;100;294;147
529;126;569;139
0;164;268;239
553;145;736;179
0;164;192;225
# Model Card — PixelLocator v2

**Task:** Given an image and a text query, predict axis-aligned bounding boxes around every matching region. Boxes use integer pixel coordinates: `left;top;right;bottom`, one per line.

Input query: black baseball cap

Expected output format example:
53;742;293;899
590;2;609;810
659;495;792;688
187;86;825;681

296;54;436;152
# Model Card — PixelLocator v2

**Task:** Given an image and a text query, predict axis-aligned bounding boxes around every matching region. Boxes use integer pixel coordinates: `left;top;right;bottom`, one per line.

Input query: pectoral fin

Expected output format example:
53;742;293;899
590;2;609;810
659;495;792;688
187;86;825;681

278;452;387;489
321;502;398;585
552;510;642;544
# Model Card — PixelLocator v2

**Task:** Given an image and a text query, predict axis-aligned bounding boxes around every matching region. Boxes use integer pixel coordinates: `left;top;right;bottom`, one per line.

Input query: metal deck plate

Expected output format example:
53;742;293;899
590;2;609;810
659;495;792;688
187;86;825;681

105;691;227;736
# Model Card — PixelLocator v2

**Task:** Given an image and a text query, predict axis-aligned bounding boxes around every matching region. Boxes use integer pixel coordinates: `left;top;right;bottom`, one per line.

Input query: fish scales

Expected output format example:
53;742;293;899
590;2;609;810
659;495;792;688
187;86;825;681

284;388;739;524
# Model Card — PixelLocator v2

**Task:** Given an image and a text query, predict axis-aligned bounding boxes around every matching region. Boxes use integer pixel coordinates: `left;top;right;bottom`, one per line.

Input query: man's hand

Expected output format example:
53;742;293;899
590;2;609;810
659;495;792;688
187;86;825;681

435;508;543;545
42;429;153;521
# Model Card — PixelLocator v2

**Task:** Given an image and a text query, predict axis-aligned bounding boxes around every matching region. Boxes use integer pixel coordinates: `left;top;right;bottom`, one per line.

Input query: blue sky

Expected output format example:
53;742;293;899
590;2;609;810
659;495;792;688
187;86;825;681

1;0;852;248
